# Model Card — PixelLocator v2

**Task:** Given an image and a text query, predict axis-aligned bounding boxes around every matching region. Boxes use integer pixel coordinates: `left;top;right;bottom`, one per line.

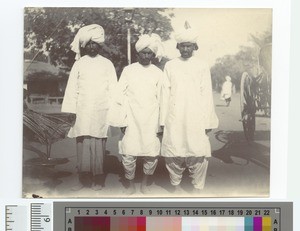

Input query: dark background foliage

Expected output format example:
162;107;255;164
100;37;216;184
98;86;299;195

24;7;173;77
24;7;271;91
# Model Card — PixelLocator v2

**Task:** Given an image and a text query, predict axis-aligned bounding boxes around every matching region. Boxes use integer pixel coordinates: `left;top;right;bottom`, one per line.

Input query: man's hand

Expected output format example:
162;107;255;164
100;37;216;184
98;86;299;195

68;113;76;126
156;126;164;136
205;129;212;134
120;127;127;134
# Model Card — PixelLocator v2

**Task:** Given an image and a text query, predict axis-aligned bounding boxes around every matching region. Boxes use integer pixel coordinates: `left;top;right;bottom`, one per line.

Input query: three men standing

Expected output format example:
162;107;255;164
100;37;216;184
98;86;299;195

62;23;218;194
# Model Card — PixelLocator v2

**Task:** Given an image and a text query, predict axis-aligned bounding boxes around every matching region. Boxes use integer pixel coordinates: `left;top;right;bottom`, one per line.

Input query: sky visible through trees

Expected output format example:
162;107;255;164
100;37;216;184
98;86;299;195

24;8;272;91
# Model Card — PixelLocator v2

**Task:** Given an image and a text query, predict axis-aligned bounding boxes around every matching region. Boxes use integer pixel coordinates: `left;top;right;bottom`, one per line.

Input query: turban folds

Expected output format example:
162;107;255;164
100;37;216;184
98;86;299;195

225;76;231;81
135;33;164;61
174;28;198;44
70;24;105;60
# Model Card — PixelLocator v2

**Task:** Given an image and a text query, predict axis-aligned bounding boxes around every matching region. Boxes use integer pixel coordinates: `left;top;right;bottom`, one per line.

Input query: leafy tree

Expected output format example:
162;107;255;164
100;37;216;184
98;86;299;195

24;7;173;77
211;32;272;92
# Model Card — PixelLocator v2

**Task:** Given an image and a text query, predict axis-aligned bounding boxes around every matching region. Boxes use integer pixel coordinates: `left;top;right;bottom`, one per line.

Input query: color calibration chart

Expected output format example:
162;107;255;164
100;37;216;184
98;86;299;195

53;202;293;231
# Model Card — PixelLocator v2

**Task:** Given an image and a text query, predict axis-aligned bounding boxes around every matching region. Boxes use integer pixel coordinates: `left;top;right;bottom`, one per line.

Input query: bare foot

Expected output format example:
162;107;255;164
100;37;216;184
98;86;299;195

140;175;150;194
127;180;136;195
92;184;103;191
171;185;184;195
191;187;202;195
71;184;84;191
140;184;151;194
175;185;183;192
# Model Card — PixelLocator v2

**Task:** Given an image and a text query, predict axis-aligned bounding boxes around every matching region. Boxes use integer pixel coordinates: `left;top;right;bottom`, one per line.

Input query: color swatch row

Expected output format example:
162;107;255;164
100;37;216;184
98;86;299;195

75;216;272;231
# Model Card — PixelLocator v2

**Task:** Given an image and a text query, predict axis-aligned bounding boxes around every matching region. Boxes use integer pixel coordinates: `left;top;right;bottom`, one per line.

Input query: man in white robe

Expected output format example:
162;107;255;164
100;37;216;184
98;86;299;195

160;26;219;193
61;24;117;190
108;34;163;194
220;75;233;106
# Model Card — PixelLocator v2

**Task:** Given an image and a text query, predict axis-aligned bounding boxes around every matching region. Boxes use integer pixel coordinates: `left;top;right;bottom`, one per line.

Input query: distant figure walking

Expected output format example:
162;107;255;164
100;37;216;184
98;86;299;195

220;75;233;106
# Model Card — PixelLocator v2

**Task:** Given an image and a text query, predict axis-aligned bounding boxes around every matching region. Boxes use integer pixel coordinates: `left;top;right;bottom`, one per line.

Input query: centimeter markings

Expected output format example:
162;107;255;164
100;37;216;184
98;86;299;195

31;203;52;231
5;205;17;231
5;205;28;231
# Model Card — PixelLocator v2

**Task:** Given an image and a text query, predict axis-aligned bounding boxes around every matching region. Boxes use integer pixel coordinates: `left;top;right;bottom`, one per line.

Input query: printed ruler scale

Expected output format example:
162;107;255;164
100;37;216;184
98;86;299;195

64;207;280;231
5;205;28;231
3;202;293;231
30;203;52;231
53;202;292;231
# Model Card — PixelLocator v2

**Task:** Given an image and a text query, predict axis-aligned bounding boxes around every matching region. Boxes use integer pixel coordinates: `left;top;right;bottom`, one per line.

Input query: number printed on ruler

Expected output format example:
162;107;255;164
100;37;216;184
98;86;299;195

64;207;280;231
31;203;52;231
67;207;279;217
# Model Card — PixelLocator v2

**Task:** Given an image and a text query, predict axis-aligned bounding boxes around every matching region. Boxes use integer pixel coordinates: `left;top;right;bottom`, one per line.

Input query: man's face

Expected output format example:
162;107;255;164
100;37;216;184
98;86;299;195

138;47;154;66
85;41;100;57
177;42;196;59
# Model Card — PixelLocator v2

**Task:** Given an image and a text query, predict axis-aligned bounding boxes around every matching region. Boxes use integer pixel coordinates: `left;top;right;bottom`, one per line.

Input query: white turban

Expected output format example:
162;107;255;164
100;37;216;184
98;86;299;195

174;28;198;44
70;24;105;60
135;33;164;61
225;76;231;81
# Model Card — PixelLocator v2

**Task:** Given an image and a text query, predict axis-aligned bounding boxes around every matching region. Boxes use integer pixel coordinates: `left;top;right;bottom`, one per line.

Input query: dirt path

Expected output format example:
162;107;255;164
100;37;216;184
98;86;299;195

23;92;270;198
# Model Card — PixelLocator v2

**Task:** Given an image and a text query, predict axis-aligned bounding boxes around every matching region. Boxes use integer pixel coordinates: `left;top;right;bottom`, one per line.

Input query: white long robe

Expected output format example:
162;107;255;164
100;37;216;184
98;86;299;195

221;80;233;100
61;54;117;138
160;56;219;158
109;62;163;156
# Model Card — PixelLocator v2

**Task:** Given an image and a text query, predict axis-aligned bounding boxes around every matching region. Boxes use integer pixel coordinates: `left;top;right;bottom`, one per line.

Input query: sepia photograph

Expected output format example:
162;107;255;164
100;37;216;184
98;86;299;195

22;7;272;198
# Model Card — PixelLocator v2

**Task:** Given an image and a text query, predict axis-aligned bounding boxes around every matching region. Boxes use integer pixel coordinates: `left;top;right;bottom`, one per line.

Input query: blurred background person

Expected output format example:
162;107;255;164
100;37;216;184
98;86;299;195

220;75;233;106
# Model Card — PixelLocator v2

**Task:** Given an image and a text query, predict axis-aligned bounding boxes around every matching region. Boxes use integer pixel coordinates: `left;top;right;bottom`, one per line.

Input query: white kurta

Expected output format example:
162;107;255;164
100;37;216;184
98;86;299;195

109;62;163;156
160;56;219;158
221;80;233;99
61;54;117;138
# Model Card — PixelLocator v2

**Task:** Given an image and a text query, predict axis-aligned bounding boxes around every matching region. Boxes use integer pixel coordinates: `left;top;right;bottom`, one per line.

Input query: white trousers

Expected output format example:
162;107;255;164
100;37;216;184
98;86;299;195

122;155;158;180
165;156;208;189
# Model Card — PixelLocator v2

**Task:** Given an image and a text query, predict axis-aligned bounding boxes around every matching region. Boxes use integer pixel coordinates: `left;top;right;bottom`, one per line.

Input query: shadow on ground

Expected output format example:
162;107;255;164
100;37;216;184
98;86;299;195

212;130;270;170
22;128;270;196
